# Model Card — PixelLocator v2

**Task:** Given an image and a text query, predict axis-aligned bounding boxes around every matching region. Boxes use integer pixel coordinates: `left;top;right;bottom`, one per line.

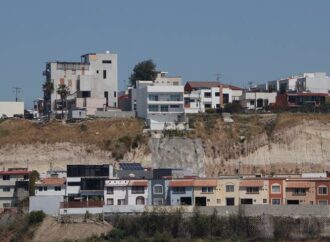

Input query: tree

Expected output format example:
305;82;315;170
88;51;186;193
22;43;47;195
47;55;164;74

42;80;54;114
57;84;70;119
29;170;40;196
129;59;157;87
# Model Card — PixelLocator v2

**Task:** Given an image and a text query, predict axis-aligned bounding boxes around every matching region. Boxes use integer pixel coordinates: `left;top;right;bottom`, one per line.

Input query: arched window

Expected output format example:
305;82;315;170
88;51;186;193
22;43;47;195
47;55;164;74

153;185;163;194
136;196;145;205
318;186;328;195
271;183;281;193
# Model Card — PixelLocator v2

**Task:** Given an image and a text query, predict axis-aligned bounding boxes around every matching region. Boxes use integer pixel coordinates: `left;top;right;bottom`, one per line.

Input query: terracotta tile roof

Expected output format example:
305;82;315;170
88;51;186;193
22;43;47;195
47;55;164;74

37;177;66;186
169;180;194;187
0;170;31;175
129;180;148;187
240;180;264;187
286;181;311;188
193;179;218;187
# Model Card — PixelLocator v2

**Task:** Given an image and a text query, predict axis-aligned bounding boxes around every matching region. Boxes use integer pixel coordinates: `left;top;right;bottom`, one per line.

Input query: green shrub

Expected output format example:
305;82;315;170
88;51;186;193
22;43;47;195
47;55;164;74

28;211;45;224
153;231;171;242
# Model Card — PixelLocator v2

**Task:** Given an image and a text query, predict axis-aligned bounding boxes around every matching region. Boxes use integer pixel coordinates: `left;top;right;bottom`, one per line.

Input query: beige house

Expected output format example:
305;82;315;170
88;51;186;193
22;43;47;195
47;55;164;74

193;179;219;206
216;178;240;206
239;179;269;205
285;180;315;205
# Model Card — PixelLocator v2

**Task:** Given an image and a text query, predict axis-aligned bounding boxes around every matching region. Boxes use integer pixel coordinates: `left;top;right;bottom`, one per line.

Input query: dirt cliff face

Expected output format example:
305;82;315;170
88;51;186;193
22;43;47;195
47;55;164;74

0;113;329;176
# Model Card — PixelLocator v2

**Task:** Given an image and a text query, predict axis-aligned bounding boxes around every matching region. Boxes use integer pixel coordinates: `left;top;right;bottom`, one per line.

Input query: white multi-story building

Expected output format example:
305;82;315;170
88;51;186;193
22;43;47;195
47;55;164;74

35;177;66;198
184;82;243;113
134;72;186;130
0;170;31;208
0;102;24;118
104;179;148;206
266;72;330;94
240;91;277;110
43;51;118;116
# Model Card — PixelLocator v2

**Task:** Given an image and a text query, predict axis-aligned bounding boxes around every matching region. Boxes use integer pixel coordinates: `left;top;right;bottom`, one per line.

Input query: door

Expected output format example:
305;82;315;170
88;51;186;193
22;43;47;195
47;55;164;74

226;197;235;206
195;197;207;206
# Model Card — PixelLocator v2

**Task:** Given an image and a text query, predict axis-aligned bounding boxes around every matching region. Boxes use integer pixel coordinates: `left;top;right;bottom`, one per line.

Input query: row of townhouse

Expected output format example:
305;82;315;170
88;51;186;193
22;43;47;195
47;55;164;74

31;164;330;210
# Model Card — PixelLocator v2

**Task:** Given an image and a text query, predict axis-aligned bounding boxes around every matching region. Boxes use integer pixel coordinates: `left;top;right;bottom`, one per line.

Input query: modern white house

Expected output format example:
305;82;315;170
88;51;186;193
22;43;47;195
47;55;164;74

35;177;66;198
104;179;148;206
184;82;243;113
240;91;277;110
266;72;330;94
134;72;186;130
43;51;118;116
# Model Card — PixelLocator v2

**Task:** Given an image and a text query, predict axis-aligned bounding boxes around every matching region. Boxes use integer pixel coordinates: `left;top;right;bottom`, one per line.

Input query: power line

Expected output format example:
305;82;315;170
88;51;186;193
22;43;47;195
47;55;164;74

12;87;21;102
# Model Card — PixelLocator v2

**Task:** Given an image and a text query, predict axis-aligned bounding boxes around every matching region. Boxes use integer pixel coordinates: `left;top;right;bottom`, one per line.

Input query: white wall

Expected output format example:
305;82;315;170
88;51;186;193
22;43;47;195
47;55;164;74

35;185;66;196
0;102;24;117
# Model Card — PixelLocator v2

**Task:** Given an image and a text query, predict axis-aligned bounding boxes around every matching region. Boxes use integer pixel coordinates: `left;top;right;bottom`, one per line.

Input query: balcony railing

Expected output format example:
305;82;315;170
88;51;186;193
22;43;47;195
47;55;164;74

60;200;103;208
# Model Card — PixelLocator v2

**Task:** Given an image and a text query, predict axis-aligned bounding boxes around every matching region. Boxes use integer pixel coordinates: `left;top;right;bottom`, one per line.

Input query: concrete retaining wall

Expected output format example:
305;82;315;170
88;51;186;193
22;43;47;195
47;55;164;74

95;110;135;118
29;196;62;216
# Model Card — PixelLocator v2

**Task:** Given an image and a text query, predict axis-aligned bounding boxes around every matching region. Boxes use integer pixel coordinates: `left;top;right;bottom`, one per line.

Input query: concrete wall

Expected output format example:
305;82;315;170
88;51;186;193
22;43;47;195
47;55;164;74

29;195;62;216
35;185;66;196
0;102;24;117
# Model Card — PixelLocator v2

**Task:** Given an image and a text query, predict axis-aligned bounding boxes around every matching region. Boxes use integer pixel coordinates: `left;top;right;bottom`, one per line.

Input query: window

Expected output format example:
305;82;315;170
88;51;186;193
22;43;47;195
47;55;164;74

170;94;181;101
55;186;61;191
201;187;214;193
149;95;159;101
38;187;42;192
96;70;99;74
107;198;114;205
102;60;112;64
148;105;159;112
153;198;164;205
23;175;29;180
226;184;234;192
160;105;169;112
292;188;306;195
250;100;255;105
107;187;114;194
204;92;211;98
246;187;259;194
172;187;185;194
263;199;267;204
272;199;281;205
318;186;328;195
118;199;125;205
215;92;220;97
3;175;10;180
43;187;48;191
319;200;328;205
103;70;107;79
132;186;144;194
271;184;281;193
3;187;10;192
3;203;11;208
114;91;116;98
223;94;229;104
204;104;211;109
153;185;163;194
170;105;180;109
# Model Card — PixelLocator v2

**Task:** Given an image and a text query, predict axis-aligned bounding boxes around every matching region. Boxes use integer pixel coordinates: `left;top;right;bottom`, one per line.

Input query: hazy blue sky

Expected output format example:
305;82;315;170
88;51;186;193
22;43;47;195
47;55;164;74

0;0;329;106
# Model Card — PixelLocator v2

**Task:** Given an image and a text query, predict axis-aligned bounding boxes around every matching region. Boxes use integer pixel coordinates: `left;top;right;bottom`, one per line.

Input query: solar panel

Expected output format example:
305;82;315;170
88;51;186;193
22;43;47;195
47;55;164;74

119;163;144;170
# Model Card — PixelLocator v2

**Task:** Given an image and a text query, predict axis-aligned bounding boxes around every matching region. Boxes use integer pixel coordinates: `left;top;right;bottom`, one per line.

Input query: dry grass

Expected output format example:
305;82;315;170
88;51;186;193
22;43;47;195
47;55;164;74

0;118;146;153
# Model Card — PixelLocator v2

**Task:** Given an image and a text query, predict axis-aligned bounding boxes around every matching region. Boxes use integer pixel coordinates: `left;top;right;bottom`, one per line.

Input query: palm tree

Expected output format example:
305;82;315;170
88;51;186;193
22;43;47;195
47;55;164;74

42;80;54;114
56;84;70;120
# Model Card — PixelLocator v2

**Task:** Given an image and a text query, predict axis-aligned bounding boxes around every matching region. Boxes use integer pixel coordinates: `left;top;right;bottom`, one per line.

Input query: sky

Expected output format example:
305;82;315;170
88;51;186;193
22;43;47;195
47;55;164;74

0;0;329;106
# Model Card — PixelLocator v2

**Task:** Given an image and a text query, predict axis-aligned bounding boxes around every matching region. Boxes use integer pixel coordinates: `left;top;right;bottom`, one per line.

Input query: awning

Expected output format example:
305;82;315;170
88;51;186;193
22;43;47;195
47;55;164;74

240;180;264;187
286;182;311;188
169;180;194;187
193;179;217;187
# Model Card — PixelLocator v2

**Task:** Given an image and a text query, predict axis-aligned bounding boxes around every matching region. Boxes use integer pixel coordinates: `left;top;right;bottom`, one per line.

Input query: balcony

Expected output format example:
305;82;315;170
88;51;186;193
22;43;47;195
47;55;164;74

60;201;103;208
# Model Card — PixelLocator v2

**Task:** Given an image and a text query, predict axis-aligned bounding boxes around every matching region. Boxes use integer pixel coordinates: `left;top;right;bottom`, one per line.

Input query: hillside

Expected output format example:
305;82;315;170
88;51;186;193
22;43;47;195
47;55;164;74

0;113;329;176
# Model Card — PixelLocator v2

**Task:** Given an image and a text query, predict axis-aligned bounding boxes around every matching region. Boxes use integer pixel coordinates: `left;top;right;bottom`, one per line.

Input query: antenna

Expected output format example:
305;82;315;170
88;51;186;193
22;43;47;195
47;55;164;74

216;73;222;82
12;87;21;102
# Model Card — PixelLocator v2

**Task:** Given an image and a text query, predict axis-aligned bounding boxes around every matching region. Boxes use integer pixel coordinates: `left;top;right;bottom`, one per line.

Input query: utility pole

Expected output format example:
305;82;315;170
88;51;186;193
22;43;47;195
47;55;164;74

12;87;21;102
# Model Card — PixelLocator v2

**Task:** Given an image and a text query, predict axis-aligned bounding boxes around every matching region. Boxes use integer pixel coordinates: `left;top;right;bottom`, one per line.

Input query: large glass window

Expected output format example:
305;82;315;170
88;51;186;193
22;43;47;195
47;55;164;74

170;94;181;101
132;186;145;194
107;187;114;194
246;187;259;194
149;95;159;101
172;187;185;194
148;105;159;112
272;199;281;205
160;105;169;112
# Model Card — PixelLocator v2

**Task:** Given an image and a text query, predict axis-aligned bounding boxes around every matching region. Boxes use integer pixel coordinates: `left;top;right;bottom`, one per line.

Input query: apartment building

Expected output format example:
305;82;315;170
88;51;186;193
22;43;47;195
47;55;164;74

315;179;330;205
43;52;118;116
0;169;31;208
184;82;243;113
135;72;186;130
285;179;315;205
268;178;285;205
